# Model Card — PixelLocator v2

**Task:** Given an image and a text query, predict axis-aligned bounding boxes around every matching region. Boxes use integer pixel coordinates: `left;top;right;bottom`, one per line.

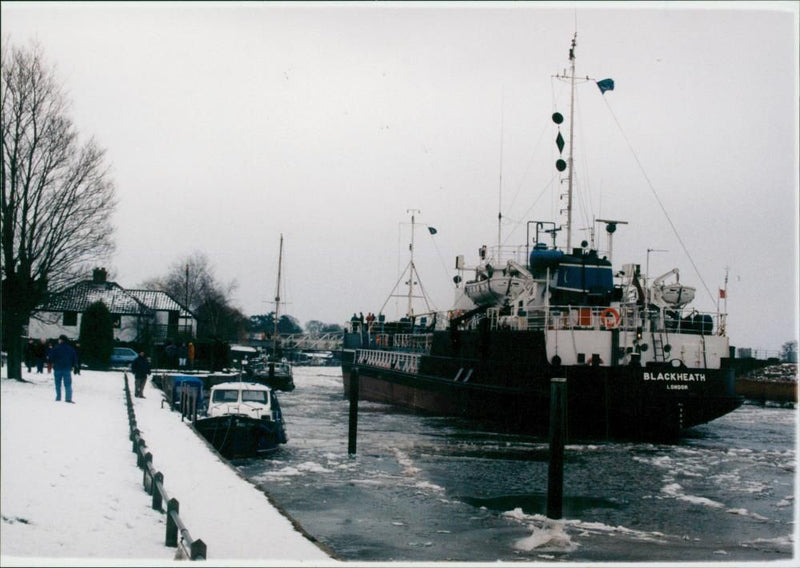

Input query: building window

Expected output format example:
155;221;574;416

112;314;121;328
63;311;78;326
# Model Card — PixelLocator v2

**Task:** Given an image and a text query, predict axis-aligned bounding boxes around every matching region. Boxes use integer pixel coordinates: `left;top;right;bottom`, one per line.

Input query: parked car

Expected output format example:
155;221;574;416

110;347;138;368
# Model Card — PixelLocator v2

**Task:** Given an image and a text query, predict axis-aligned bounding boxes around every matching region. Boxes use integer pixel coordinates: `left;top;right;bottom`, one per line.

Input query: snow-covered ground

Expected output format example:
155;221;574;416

1;365;335;566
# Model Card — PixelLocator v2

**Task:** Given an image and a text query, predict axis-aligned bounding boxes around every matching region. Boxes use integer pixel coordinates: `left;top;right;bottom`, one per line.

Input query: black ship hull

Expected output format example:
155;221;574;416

194;415;287;459
342;330;743;440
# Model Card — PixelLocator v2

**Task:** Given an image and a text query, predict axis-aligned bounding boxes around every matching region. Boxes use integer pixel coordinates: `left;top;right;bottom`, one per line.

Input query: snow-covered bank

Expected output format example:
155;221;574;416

1;366;334;566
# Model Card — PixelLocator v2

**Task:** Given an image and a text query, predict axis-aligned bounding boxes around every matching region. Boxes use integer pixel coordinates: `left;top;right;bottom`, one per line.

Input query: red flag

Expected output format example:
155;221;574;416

719;288;727;299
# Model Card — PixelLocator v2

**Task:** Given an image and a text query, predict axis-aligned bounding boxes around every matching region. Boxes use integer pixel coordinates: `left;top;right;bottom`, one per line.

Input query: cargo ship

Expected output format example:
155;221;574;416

341;35;742;439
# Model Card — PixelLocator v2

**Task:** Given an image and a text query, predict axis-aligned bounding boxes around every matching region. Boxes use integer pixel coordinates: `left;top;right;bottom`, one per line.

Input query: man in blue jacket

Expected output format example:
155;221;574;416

50;335;78;403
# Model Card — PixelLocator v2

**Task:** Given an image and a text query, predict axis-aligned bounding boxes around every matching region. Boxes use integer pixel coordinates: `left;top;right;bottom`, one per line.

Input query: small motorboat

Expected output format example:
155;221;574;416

247;356;295;392
193;381;287;459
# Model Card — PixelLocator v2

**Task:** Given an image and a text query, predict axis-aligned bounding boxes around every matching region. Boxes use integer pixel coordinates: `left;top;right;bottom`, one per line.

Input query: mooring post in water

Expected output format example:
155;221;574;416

348;366;360;455
547;377;567;519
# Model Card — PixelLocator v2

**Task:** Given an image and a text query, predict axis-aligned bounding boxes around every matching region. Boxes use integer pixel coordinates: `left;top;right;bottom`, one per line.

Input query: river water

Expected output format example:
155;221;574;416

236;367;796;563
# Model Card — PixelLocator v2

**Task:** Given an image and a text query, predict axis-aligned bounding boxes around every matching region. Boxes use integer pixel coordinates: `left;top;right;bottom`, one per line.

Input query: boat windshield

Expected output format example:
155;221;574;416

211;389;269;404
242;390;268;404
212;389;240;403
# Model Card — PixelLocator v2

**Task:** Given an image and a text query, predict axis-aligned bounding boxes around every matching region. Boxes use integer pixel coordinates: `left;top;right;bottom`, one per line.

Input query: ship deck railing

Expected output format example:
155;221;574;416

367;332;432;352
356;348;421;373
517;304;724;336
478;244;531;266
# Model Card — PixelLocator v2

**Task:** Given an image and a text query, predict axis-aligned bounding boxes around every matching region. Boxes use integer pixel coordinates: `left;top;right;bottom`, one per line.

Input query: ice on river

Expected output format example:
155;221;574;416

237;366;796;562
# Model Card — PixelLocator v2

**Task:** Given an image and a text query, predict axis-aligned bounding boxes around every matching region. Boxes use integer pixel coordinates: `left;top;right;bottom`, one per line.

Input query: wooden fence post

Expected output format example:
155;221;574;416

143;453;153;490
166;498;179;547
136;439;146;468
152;472;164;511
190;539;207;560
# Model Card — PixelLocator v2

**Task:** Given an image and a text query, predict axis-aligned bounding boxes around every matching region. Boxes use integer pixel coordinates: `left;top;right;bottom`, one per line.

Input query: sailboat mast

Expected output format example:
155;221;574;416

566;33;577;252
272;233;283;358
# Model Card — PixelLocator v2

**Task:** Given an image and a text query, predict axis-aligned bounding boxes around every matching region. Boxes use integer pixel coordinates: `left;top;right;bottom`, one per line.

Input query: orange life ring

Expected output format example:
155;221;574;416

601;307;621;329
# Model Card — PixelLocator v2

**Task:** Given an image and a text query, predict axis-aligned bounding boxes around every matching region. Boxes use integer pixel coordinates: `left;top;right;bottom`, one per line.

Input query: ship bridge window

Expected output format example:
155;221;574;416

242;391;268;404
213;390;240;402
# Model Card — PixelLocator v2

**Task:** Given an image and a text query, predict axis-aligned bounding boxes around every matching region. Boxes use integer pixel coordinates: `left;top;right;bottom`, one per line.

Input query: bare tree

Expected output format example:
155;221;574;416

1;41;116;379
196;291;249;342
140;251;233;313
142;251;246;341
165;251;221;312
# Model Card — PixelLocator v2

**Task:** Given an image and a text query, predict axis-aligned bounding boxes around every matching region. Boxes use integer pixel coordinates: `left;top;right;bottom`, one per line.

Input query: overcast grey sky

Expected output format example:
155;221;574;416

2;1;797;353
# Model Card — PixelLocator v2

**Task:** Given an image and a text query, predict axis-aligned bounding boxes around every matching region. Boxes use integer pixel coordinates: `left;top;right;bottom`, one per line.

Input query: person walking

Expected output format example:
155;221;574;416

73;342;82;375
24;339;35;373
178;342;188;368
45;341;54;374
34;338;47;373
50;335;78;403
131;351;152;398
164;341;178;369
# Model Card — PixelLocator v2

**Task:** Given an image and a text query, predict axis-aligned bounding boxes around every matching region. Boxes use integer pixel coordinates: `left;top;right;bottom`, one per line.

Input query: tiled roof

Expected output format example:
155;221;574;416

37;281;148;315
126;290;193;317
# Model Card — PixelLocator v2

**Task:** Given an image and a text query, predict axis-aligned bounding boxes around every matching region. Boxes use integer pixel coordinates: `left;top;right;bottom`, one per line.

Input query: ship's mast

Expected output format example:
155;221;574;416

272;233;284;359
379;209;435;322
718;266;729;336
565;34;577;251
497;97;504;257
407;209;419;319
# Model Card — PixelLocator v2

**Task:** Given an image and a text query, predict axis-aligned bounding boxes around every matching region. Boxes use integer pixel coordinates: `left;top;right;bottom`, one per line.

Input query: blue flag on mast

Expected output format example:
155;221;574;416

597;78;615;94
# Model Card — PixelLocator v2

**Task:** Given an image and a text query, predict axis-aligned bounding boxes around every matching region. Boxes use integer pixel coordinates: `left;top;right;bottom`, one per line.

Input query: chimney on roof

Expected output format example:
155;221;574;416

92;267;107;284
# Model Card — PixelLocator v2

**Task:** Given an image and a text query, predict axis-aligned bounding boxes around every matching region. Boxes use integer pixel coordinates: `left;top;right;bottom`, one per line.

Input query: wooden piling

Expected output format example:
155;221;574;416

547;377;567;519
348;367;360;455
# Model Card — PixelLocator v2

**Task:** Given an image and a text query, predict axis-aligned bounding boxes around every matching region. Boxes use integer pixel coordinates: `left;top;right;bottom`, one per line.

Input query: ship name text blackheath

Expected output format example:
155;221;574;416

643;372;707;382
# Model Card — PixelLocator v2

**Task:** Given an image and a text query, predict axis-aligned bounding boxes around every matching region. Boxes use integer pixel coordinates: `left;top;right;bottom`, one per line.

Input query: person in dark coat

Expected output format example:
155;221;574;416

72;342;82;375
45;341;54;374
164;341;178;369
34;338;47;374
24;339;35;373
50;335;78;403
178;343;188;368
131;351;152;398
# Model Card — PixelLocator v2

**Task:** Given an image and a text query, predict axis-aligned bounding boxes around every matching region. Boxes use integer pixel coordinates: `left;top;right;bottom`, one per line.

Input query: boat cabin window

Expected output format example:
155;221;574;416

241;390;268;404
213;389;240;403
